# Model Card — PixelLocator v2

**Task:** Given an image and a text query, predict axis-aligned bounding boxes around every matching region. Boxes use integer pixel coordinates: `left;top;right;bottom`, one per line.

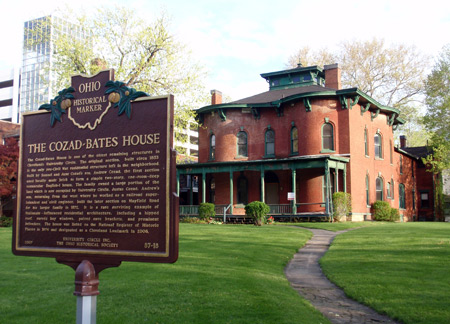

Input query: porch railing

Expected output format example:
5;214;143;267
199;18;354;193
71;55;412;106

215;205;232;215
179;205;199;216
179;205;232;217
267;204;291;215
179;203;328;217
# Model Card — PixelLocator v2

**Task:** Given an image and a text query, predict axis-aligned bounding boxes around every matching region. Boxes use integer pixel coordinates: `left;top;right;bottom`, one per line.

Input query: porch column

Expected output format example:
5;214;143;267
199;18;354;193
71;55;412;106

343;164;347;193
325;161;330;215
291;169;297;214
176;172;180;196
260;168;265;202
229;170;234;214
202;171;206;203
335;168;338;193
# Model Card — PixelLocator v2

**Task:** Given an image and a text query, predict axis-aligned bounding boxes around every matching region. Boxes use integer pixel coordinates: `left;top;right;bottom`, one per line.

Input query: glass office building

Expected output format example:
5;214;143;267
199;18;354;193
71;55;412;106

20;16;89;114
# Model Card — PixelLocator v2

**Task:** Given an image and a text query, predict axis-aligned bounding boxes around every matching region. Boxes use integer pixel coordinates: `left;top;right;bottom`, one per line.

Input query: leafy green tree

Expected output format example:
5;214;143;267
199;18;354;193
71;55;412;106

423;45;450;173
28;6;208;145
287;38;431;145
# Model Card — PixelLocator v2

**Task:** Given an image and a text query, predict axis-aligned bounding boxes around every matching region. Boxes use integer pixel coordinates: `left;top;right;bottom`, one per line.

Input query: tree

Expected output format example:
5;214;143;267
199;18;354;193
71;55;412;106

0;137;19;216
28;6;208;146
287;39;431;145
423;45;450;173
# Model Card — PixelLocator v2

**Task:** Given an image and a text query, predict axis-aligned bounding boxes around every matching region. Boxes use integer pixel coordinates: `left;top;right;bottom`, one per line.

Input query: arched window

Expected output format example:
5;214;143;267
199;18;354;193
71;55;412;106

365;175;370;206
389;139;393;164
399;184;406;209
374;133;382;158
237;175;248;205
236;131;248;157
291;126;298;155
322;123;334;151
376;177;384;201
265;129;275;157
391;178;394;200
209;134;215;160
364;128;369;156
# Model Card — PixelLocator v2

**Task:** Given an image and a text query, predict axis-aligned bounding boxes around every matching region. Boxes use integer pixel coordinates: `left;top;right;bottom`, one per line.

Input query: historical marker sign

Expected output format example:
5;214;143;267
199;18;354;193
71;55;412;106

13;70;179;265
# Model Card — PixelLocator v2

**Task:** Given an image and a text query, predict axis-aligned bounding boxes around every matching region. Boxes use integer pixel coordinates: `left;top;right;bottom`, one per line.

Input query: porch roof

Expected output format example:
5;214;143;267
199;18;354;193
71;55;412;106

177;154;349;174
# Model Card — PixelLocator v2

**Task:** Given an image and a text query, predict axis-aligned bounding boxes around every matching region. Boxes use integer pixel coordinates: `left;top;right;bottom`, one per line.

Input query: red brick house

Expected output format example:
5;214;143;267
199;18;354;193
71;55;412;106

177;63;433;221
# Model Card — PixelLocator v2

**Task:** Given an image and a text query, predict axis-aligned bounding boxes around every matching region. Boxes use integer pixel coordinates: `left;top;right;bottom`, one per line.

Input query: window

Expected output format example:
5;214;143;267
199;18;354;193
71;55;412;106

420;191;430;208
265;129;275;157
374;133;382;158
391;179;394;200
399;184;406;209
322;123;334;151
364;128;369;156
291;126;298;154
366;175;370;206
237;175;248;205
387;182;391;199
376;177;383;201
209;134;215;160
390;140;393;164
400;155;403;174
236;131;248;157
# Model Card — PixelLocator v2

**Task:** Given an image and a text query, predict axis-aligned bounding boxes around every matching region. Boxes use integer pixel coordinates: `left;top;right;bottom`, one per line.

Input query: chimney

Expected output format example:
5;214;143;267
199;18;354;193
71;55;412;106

324;63;341;90
210;90;222;105
400;135;407;148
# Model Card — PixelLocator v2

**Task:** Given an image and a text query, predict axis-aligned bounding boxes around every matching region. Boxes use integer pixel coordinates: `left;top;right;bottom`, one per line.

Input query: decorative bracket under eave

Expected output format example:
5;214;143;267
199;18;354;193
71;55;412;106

275;104;284;117
195;112;204;125
218;108;226;122
339;95;349;109
303;98;312;112
251;107;260;119
371;108;380;121
387;113;397;126
360;103;370;116
350;95;360;109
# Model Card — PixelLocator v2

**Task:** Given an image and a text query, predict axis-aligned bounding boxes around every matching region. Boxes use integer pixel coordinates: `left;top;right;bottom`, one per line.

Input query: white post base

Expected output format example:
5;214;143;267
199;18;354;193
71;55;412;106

76;295;97;324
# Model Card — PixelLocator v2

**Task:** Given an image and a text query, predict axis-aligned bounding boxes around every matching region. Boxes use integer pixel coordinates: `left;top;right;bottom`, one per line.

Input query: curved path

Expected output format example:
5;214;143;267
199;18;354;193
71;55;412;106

285;228;400;324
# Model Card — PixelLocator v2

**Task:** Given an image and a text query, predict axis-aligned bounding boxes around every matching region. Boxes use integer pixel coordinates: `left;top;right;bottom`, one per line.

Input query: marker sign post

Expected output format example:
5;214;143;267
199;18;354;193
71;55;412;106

13;70;179;323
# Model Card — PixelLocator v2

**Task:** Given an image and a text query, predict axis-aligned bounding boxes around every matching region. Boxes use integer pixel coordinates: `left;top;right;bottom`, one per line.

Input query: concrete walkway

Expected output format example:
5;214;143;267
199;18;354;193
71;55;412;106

285;228;400;324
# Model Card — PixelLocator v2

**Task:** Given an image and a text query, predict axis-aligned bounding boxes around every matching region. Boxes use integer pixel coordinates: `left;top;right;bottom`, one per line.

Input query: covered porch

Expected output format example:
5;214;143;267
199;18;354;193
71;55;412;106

177;155;349;221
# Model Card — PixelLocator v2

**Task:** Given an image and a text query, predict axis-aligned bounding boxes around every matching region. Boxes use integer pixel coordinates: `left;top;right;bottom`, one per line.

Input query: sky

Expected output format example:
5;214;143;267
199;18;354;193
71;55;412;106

1;0;450;102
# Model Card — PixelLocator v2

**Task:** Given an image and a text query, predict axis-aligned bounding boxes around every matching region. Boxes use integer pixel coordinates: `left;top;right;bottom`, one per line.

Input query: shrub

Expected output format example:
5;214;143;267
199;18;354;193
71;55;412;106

372;201;395;221
332;192;352;222
198;203;215;221
390;208;400;222
0;215;13;227
244;201;270;226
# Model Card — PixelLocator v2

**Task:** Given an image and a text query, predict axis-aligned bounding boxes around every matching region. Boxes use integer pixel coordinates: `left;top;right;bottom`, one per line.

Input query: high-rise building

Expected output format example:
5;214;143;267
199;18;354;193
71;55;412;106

0;69;20;123
20;15;89;114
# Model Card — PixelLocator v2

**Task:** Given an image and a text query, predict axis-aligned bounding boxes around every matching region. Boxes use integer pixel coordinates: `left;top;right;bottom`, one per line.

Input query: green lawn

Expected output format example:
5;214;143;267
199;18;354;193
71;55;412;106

0;225;329;324
321;222;450;324
3;223;450;324
287;221;380;232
